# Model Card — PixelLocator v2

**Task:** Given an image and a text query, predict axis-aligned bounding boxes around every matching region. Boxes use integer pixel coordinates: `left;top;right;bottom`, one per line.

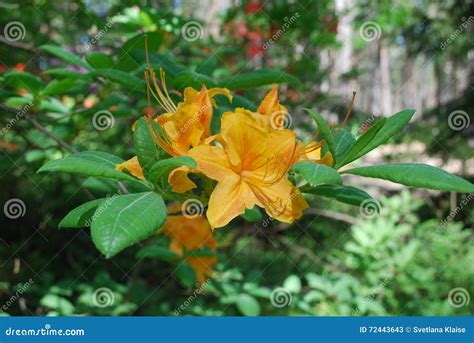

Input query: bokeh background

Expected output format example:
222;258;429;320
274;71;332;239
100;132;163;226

0;0;473;316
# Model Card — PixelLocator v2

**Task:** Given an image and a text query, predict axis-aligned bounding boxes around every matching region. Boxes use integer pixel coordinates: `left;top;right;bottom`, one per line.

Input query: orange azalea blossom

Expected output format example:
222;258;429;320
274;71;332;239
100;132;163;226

256;86;333;166
145;68;232;156
177;109;309;229
162;204;217;284
116;68;231;178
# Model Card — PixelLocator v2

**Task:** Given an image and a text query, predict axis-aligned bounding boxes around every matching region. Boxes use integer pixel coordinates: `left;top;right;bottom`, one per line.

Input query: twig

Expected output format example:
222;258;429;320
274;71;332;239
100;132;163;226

0;103;129;193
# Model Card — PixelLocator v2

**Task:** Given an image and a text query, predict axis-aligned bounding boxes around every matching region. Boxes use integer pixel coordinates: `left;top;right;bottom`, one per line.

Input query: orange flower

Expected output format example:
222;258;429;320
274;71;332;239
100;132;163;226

181;109;308;228
162;204;217;284
116;156;145;180
145;68;231;156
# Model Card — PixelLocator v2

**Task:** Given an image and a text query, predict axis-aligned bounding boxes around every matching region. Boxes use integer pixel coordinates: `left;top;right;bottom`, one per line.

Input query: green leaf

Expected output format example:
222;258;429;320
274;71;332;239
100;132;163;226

236;294;261;316
149;156;197;185
304;109;336;162
136;246;180;261
302;184;375;208
342;164;474;193
91;192;167;258
241;207;262;222
115;32;164;72
59;199;104;228
283;275;302;294
43;68;90;79
356;109;415;159
133;118;161;178
175;262;197;288
38;151;143;184
39;294;75;315
219;69;300;90
90;69;144;89
40;45;92;70
4;71;44;94
335;117;387;168
86;52;114;69
333;129;356;161
42;78;87;96
172;70;216;91
292;161;342;186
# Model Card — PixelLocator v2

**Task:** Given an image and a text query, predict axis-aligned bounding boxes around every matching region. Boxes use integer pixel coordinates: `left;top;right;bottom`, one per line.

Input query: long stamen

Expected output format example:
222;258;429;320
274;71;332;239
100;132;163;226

340;91;356;130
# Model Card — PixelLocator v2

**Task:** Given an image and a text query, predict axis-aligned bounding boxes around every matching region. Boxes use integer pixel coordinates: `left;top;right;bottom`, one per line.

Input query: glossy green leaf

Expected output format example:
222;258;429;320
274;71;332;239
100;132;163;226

42;78;87;96
304;109;336;162
133;118;161;178
90;69;144;89
175;262;197;288
149;156;197;185
115;32;164;72
333;129;356;161
292;161;342;186
356;109;415;159
335;117;387;168
91;192;167;258
342;163;474;193
40;45;92;70
236;294;261;316
172;70;216;90
86;52;114;69
219;69;300;90
59;199;104;228
4;71;44;94
241;207;262;222
38;151;142;184
302;184;375;208
136;246;180;261
283;275;302;294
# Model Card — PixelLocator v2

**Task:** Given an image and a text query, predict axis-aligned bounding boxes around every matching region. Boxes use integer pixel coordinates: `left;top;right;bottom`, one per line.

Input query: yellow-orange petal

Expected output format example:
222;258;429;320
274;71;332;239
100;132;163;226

257;86;279;115
168;166;197;193
207;174;258;229
251;178;308;223
187;145;234;181
116;156;145;180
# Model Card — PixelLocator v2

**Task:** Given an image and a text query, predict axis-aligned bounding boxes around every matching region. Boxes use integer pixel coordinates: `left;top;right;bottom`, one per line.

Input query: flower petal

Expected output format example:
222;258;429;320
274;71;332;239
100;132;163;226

207;174;258;229
250;178;308;223
187;144;235;181
168;166;197;193
116;156;144;180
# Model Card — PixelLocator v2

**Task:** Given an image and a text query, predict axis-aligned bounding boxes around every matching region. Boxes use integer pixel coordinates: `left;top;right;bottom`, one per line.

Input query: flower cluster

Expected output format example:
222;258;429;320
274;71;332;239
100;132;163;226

117;71;331;229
